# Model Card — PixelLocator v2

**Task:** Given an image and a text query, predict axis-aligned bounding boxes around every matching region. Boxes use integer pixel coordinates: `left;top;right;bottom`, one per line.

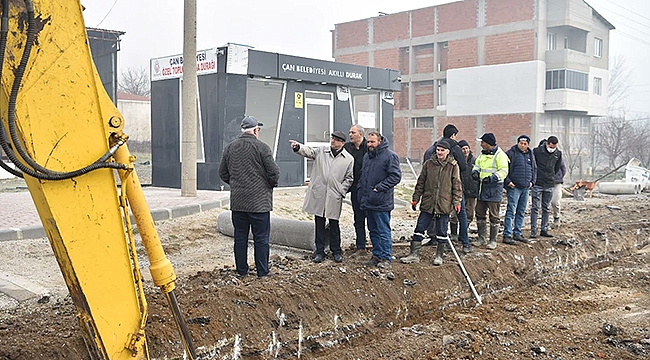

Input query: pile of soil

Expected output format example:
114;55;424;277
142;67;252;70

0;190;649;359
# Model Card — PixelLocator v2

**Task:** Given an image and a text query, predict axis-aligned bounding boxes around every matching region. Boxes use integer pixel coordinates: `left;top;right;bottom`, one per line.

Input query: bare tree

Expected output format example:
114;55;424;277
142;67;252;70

625;119;650;167
118;66;150;96
593;114;637;170
563;134;589;178
607;55;632;115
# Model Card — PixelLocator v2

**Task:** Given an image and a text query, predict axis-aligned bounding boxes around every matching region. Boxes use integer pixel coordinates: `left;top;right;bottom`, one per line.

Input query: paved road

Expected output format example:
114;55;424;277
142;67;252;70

0;187;230;241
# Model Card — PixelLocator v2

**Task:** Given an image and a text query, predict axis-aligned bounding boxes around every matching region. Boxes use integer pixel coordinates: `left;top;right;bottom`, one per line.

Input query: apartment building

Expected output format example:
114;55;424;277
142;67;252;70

332;0;613;173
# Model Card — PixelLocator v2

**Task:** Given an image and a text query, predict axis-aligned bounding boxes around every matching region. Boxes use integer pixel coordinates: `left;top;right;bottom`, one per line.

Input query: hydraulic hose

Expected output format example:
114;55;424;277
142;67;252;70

0;0;128;181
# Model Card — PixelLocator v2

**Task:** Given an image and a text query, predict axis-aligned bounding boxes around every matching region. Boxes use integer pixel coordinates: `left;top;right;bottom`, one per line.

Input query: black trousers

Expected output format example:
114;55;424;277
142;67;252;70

350;186;367;249
314;215;341;257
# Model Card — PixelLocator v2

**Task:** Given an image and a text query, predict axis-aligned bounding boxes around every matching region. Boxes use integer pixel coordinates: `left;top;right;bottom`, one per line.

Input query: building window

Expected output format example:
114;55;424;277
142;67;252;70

564;37;569;49
545;69;588;91
594;38;603;58
547;33;557;50
410;117;434;128
593;77;602;95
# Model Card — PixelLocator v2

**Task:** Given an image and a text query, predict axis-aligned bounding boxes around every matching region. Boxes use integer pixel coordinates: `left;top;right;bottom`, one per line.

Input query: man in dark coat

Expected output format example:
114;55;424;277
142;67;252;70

459;140;478;224
531;136;563;238
401;139;461;265
503;135;536;244
343;124;368;255
219;116;280;278
357;131;402;269
423;124;471;253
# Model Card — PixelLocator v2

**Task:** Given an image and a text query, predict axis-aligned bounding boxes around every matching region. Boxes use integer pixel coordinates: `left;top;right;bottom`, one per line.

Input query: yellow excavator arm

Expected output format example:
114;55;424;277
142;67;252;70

0;1;195;359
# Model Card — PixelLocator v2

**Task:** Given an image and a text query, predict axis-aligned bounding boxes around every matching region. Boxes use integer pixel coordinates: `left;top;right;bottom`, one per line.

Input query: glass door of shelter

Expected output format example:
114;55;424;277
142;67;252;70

304;91;333;181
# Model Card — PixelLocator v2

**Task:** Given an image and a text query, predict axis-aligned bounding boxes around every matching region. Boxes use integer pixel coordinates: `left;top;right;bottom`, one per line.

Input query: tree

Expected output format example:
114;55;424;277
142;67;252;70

607;55;632;116
118;66;150;96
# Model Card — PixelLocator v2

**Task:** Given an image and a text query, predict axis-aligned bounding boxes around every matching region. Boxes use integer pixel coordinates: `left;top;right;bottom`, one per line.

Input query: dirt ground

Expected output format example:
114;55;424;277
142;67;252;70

1;180;649;359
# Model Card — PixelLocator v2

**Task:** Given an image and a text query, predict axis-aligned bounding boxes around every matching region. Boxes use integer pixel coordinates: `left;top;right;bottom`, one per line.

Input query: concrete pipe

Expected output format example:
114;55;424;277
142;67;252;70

216;210;315;251
597;181;641;195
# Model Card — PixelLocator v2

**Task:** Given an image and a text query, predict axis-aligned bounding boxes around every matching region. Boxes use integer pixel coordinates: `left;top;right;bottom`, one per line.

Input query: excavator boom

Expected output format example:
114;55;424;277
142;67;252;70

0;1;195;358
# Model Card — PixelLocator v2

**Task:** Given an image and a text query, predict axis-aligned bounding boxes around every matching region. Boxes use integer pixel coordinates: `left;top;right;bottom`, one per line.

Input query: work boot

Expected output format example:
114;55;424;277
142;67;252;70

462;244;473;254
503;235;517;245
364;255;380;267
432;243;445;266
552;217;561;229
513;234;529;243
486;224;499;250
377;259;392;269
472;220;487;246
540;230;554;238
449;222;459;242
400;241;422;264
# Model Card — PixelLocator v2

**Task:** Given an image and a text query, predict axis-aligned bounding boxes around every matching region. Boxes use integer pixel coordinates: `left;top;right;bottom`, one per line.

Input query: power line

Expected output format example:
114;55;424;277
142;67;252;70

601;0;650;23
96;0;119;28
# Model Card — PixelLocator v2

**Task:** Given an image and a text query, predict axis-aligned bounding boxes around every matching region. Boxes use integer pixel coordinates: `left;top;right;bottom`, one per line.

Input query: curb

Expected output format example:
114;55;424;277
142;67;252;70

0;199;230;242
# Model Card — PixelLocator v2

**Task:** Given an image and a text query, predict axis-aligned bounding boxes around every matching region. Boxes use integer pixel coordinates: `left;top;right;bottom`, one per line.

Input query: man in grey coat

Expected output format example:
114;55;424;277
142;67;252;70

290;131;354;263
219;116;280;278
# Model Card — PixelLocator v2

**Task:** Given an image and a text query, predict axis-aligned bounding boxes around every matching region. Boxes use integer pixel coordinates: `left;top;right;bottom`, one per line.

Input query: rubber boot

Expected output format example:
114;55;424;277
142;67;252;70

449;222;459;242
400;241;422;264
472;220;487;246
432;243;445;265
486;223;499;250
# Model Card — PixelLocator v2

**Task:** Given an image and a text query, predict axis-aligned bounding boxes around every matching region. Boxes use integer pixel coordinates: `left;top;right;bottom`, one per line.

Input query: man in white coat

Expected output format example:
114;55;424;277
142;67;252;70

290;131;354;263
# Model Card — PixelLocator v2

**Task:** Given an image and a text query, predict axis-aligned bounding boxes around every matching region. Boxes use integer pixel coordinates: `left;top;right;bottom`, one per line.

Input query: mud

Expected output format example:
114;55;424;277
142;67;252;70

0;188;649;360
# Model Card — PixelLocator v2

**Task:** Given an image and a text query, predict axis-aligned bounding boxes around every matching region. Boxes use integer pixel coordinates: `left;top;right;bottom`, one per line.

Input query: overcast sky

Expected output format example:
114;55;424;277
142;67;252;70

81;0;649;116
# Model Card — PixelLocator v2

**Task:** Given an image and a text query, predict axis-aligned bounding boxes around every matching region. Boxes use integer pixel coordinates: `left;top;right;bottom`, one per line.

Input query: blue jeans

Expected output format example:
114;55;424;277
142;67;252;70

531;185;554;233
350;186;367;249
413;212;450;244
367;210;392;261
503;187;529;237
232;211;270;277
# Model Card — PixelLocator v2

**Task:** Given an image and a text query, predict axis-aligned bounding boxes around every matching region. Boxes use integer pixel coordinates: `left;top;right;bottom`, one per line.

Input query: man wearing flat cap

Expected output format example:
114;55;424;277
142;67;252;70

219;116;280;278
502;135;536;245
402;139;461;266
290;131;354;263
471;133;509;250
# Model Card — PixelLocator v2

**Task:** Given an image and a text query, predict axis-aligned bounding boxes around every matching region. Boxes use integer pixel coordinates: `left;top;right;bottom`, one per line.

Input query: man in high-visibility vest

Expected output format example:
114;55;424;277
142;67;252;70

471;133;509;250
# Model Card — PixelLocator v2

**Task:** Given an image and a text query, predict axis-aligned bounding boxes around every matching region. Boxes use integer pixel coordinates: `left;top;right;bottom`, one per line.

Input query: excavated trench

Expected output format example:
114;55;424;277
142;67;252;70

1;197;648;360
143;219;650;359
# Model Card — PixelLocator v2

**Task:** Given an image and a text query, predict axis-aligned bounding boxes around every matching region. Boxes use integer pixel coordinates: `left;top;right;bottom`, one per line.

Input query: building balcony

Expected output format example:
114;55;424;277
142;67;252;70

544;89;607;116
545;49;592;70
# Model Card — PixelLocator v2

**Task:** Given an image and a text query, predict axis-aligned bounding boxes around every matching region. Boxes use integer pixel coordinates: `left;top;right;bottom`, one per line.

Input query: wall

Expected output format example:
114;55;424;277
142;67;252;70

118;99;150;143
447;60;545;116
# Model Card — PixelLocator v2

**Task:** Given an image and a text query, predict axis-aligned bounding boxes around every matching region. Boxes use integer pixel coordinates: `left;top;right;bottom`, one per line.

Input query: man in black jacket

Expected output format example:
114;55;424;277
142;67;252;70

423;124;471;253
531;136;562;238
343;124;368;255
219;116;280;278
459;140;478;225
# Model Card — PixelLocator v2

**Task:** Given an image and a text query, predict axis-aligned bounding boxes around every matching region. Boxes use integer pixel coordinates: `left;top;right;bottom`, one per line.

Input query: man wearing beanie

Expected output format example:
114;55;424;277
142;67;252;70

503;135;536;245
423;124;472;254
458;140;478;226
472;133;509;250
402;139;462;265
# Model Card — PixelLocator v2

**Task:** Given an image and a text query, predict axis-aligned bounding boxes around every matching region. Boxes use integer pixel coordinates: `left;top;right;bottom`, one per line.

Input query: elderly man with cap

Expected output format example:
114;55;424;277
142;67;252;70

219;116;280;278
471;133;509;250
401;139;461;265
290;131;354;263
502;135;537;245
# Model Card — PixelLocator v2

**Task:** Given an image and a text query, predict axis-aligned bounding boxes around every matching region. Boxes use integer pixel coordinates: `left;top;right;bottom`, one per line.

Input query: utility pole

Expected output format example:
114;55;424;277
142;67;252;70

181;0;197;196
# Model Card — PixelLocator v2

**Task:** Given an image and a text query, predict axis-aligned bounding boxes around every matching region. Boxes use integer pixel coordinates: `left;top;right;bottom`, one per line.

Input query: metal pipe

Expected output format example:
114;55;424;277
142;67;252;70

446;237;482;305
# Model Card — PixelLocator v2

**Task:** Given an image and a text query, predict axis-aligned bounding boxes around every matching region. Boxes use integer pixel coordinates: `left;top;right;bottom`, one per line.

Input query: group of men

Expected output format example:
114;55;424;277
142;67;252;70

218;115;565;277
401;126;565;265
